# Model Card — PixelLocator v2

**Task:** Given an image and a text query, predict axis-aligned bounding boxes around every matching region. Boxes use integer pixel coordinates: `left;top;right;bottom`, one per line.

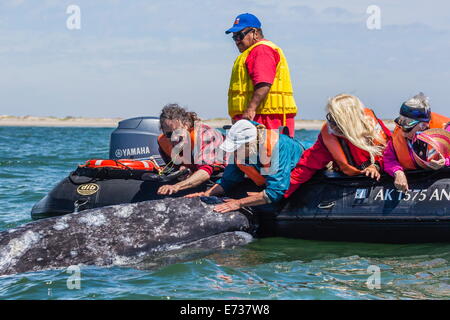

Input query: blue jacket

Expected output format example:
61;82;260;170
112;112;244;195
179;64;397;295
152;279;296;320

217;132;305;203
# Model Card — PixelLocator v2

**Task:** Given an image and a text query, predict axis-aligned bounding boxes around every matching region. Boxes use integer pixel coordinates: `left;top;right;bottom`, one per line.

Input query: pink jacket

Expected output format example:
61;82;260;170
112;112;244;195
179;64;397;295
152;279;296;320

383;125;450;176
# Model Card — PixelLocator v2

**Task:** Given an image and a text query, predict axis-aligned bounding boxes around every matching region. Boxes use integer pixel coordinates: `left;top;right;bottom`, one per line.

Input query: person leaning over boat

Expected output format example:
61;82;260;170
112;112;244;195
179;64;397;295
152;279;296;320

383;93;450;192
185;120;305;213
157;104;226;195
284;94;392;198
226;13;297;137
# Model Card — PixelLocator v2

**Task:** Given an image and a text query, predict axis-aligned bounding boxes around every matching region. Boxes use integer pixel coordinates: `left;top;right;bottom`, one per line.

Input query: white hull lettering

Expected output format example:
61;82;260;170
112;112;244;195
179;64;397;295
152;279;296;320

430;189;440;201
384;189;394;201
369;188;448;202
374;189;384;201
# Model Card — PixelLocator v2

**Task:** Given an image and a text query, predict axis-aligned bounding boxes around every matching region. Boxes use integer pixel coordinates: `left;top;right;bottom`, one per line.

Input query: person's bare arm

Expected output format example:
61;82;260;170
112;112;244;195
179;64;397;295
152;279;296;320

175;170;210;190
158;170;210;195
184;183;225;198
242;83;271;120
214;191;268;213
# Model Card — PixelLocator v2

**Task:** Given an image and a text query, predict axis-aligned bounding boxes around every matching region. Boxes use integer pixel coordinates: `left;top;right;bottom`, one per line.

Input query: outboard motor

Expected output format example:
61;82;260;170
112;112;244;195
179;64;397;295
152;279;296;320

31;116;207;220
109;117;162;163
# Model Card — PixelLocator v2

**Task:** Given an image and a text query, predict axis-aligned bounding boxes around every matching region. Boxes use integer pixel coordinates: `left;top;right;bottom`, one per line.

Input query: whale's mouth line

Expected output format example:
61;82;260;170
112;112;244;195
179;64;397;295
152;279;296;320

163;229;252;249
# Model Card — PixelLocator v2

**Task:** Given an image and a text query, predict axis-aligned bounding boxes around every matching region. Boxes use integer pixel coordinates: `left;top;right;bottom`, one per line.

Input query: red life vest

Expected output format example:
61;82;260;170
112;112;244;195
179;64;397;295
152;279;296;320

320;108;390;176
392;112;450;170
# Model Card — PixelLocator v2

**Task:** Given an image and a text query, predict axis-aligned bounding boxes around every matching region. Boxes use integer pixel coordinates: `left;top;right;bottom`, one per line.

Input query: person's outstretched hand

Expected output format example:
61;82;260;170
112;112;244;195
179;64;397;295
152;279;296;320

394;170;409;192
362;164;381;181
428;157;445;170
213;199;241;213
157;184;180;195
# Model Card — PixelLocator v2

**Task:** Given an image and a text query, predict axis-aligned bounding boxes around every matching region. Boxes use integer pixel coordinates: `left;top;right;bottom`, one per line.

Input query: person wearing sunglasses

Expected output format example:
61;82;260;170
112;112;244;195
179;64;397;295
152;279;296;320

284;94;392;198
225;13;297;137
157;104;226;195
383;93;450;192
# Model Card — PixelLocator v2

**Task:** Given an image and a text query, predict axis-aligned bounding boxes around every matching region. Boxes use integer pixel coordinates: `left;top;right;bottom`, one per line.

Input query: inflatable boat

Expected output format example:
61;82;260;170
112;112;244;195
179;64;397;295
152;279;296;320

31;117;450;243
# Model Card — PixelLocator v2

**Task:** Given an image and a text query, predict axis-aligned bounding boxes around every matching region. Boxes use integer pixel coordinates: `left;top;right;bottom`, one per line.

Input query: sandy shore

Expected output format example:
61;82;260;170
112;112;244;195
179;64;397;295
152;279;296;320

0;115;395;130
0;115;123;128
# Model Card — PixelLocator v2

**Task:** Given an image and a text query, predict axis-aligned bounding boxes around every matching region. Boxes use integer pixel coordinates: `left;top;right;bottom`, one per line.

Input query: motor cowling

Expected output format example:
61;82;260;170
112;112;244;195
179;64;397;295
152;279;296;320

109;117;162;163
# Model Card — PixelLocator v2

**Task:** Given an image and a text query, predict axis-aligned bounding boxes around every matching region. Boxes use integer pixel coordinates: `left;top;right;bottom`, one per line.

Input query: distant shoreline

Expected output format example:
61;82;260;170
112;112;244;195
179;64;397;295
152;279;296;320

0;115;396;130
0;115;122;128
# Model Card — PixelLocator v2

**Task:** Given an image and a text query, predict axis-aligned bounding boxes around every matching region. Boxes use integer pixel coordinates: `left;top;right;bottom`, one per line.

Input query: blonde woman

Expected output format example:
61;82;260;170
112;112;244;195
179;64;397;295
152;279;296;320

284;94;392;198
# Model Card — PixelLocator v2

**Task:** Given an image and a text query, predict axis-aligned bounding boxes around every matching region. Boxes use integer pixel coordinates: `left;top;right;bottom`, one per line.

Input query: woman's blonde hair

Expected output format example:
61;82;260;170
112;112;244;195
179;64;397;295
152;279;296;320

327;94;385;163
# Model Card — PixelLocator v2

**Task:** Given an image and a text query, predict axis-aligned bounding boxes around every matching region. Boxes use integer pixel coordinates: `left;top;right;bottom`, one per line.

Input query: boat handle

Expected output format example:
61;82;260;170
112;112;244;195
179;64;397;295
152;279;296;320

318;201;335;209
74;198;89;213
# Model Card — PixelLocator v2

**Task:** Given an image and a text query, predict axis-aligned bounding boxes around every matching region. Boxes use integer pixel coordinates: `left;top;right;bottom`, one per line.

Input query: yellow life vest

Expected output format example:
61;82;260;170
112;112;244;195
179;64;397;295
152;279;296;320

228;40;298;119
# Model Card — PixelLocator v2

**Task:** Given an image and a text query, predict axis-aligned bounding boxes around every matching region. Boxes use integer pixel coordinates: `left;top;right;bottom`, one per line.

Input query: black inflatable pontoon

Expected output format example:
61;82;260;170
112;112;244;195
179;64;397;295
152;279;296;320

31;117;450;243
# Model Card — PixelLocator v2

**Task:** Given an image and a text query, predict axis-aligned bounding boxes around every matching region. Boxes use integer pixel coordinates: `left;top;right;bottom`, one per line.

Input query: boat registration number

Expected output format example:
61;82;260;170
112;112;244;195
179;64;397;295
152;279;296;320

356;188;450;201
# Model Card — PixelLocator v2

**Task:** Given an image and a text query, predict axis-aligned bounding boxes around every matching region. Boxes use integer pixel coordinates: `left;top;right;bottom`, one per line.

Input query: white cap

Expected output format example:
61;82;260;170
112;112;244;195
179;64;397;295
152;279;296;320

220;120;257;152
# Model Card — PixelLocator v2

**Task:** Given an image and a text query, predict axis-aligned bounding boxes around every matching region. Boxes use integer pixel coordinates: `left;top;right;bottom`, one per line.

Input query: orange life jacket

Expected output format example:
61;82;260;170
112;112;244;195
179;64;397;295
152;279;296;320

235;128;279;187
158;129;196;159
320;108;390;176
237;165;267;187
392;112;450;170
157;129;223;171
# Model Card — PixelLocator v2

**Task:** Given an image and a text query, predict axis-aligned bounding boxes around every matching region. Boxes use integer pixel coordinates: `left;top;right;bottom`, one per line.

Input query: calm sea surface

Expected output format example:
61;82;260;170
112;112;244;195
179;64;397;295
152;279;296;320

0;126;449;300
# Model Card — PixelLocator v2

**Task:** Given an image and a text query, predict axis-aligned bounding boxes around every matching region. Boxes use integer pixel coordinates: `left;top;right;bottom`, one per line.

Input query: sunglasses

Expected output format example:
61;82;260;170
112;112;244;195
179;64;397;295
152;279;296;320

400;125;417;133
326;113;337;127
163;131;173;138
232;28;255;41
164;131;186;145
394;118;420;133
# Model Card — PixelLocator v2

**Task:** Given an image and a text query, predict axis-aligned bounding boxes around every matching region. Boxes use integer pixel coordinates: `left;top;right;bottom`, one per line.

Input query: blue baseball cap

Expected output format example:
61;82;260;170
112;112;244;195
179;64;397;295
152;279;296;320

394;102;431;130
225;13;261;34
398;103;431;122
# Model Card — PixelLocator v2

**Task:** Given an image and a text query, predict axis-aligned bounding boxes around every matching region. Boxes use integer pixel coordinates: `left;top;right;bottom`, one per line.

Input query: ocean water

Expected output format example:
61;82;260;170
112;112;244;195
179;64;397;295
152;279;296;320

0;126;449;300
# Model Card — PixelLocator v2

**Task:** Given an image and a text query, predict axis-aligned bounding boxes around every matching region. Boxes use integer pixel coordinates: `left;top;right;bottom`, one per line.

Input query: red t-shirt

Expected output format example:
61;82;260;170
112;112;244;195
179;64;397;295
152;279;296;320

245;40;280;85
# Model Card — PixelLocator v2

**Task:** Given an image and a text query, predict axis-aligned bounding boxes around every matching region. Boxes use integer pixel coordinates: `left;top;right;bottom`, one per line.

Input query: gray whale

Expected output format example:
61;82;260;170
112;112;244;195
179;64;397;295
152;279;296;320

0;197;252;276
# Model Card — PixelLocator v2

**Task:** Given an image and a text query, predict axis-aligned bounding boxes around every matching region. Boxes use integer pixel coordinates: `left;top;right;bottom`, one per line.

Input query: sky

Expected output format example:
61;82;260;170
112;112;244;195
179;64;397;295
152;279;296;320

0;0;449;120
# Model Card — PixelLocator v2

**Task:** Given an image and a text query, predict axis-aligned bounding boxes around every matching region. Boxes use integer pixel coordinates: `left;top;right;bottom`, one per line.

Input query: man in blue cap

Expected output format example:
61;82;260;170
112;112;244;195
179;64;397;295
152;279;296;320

226;13;298;137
